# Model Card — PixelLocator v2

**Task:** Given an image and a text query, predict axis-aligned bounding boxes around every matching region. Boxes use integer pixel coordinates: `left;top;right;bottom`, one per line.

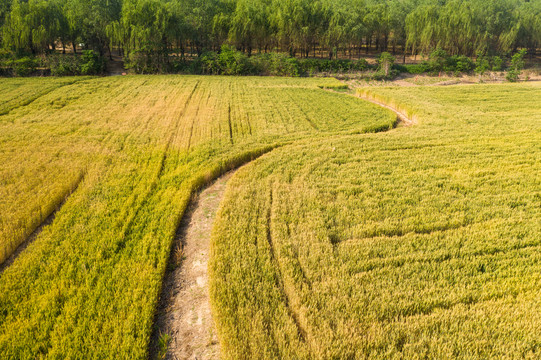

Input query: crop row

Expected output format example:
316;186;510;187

210;82;541;358
0;75;395;358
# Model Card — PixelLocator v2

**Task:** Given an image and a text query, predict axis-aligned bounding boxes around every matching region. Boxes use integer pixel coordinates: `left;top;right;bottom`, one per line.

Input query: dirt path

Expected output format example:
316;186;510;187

356;94;416;126
326;87;416;127
150;86;416;359
107;55;125;76
152;173;235;360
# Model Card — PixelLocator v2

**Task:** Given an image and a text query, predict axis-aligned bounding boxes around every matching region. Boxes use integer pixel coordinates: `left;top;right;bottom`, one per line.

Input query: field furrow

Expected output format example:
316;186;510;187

210;82;541;359
0;75;394;359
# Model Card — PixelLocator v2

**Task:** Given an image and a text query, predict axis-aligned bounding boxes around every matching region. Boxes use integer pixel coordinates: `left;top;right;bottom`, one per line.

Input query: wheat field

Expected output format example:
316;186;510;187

211;82;541;359
0;75;395;358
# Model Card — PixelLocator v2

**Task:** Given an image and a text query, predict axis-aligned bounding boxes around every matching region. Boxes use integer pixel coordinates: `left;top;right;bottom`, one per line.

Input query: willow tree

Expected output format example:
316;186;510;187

270;0;324;56
405;4;440;56
512;1;541;57
112;0;175;72
2;0;64;54
229;0;271;55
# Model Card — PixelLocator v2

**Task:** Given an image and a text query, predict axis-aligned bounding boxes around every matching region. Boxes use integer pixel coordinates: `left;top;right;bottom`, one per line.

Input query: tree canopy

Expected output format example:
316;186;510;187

1;0;540;61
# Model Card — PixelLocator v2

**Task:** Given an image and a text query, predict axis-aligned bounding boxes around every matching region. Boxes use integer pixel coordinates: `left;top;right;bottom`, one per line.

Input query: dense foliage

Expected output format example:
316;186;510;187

0;0;539;72
0;49;106;75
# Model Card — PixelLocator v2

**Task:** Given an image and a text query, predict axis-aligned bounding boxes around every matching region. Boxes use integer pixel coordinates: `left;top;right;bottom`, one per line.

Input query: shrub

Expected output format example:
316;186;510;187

428;48;449;72
284;58;301;77
510;49;526;71
47;55;80;76
200;51;220;74
506;69;520;82
475;54;490;75
401;63;429;74
217;45;251;75
199;46;253;76
80;50;106;75
393;64;407;73
265;53;300;76
329;59;352;73
12;57;38;76
125;46;169;74
353;59;369;71
506;49;527;82
371;69;399;81
0;49;14;60
377;52;395;78
491;56;503;71
454;55;475;72
299;58;320;75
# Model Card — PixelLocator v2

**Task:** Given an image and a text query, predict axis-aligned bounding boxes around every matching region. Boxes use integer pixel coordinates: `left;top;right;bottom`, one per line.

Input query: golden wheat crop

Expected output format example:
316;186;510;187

210;82;541;359
0;75;395;358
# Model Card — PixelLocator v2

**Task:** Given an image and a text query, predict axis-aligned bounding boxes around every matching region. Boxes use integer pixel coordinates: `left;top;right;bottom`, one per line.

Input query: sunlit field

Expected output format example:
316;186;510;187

211;83;541;359
0;75;395;358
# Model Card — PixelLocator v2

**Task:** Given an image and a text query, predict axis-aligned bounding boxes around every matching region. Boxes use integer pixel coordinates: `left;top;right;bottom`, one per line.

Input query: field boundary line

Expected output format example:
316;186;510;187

149;143;284;358
355;89;418;126
322;86;417;127
0;171;86;274
150;172;234;359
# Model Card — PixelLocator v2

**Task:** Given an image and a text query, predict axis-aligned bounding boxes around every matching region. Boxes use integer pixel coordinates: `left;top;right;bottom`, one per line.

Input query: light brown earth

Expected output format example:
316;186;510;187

152;173;234;360
355;94;416;126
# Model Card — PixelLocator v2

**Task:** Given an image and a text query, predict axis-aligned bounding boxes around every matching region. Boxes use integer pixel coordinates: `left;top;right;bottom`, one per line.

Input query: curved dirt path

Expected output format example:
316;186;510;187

150;89;416;359
324;86;416;127
152;173;234;360
355;93;417;126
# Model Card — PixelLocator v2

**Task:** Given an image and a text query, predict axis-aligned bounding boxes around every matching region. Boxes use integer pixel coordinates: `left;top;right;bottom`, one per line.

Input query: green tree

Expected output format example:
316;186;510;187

506;49;526;82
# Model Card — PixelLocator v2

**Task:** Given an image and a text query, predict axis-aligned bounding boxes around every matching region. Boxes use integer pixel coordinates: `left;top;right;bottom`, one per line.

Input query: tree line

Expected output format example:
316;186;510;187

1;0;540;71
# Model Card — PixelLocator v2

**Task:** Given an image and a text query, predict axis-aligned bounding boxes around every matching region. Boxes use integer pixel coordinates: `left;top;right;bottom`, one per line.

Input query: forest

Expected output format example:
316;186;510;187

0;0;540;73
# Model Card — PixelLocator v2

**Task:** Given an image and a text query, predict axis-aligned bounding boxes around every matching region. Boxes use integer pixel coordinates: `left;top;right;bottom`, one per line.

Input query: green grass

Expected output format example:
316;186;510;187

210;82;541;359
0;75;395;358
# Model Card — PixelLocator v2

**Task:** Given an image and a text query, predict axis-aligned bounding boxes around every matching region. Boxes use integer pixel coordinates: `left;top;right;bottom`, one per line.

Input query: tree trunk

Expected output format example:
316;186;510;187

107;44;113;60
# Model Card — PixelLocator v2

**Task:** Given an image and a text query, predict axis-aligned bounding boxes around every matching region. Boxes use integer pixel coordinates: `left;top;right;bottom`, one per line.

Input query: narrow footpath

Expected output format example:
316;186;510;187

151;92;416;360
152;173;234;360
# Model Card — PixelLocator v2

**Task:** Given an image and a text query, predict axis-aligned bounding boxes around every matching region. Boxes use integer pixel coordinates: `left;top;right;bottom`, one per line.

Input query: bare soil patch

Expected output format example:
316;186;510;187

152;172;235;360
